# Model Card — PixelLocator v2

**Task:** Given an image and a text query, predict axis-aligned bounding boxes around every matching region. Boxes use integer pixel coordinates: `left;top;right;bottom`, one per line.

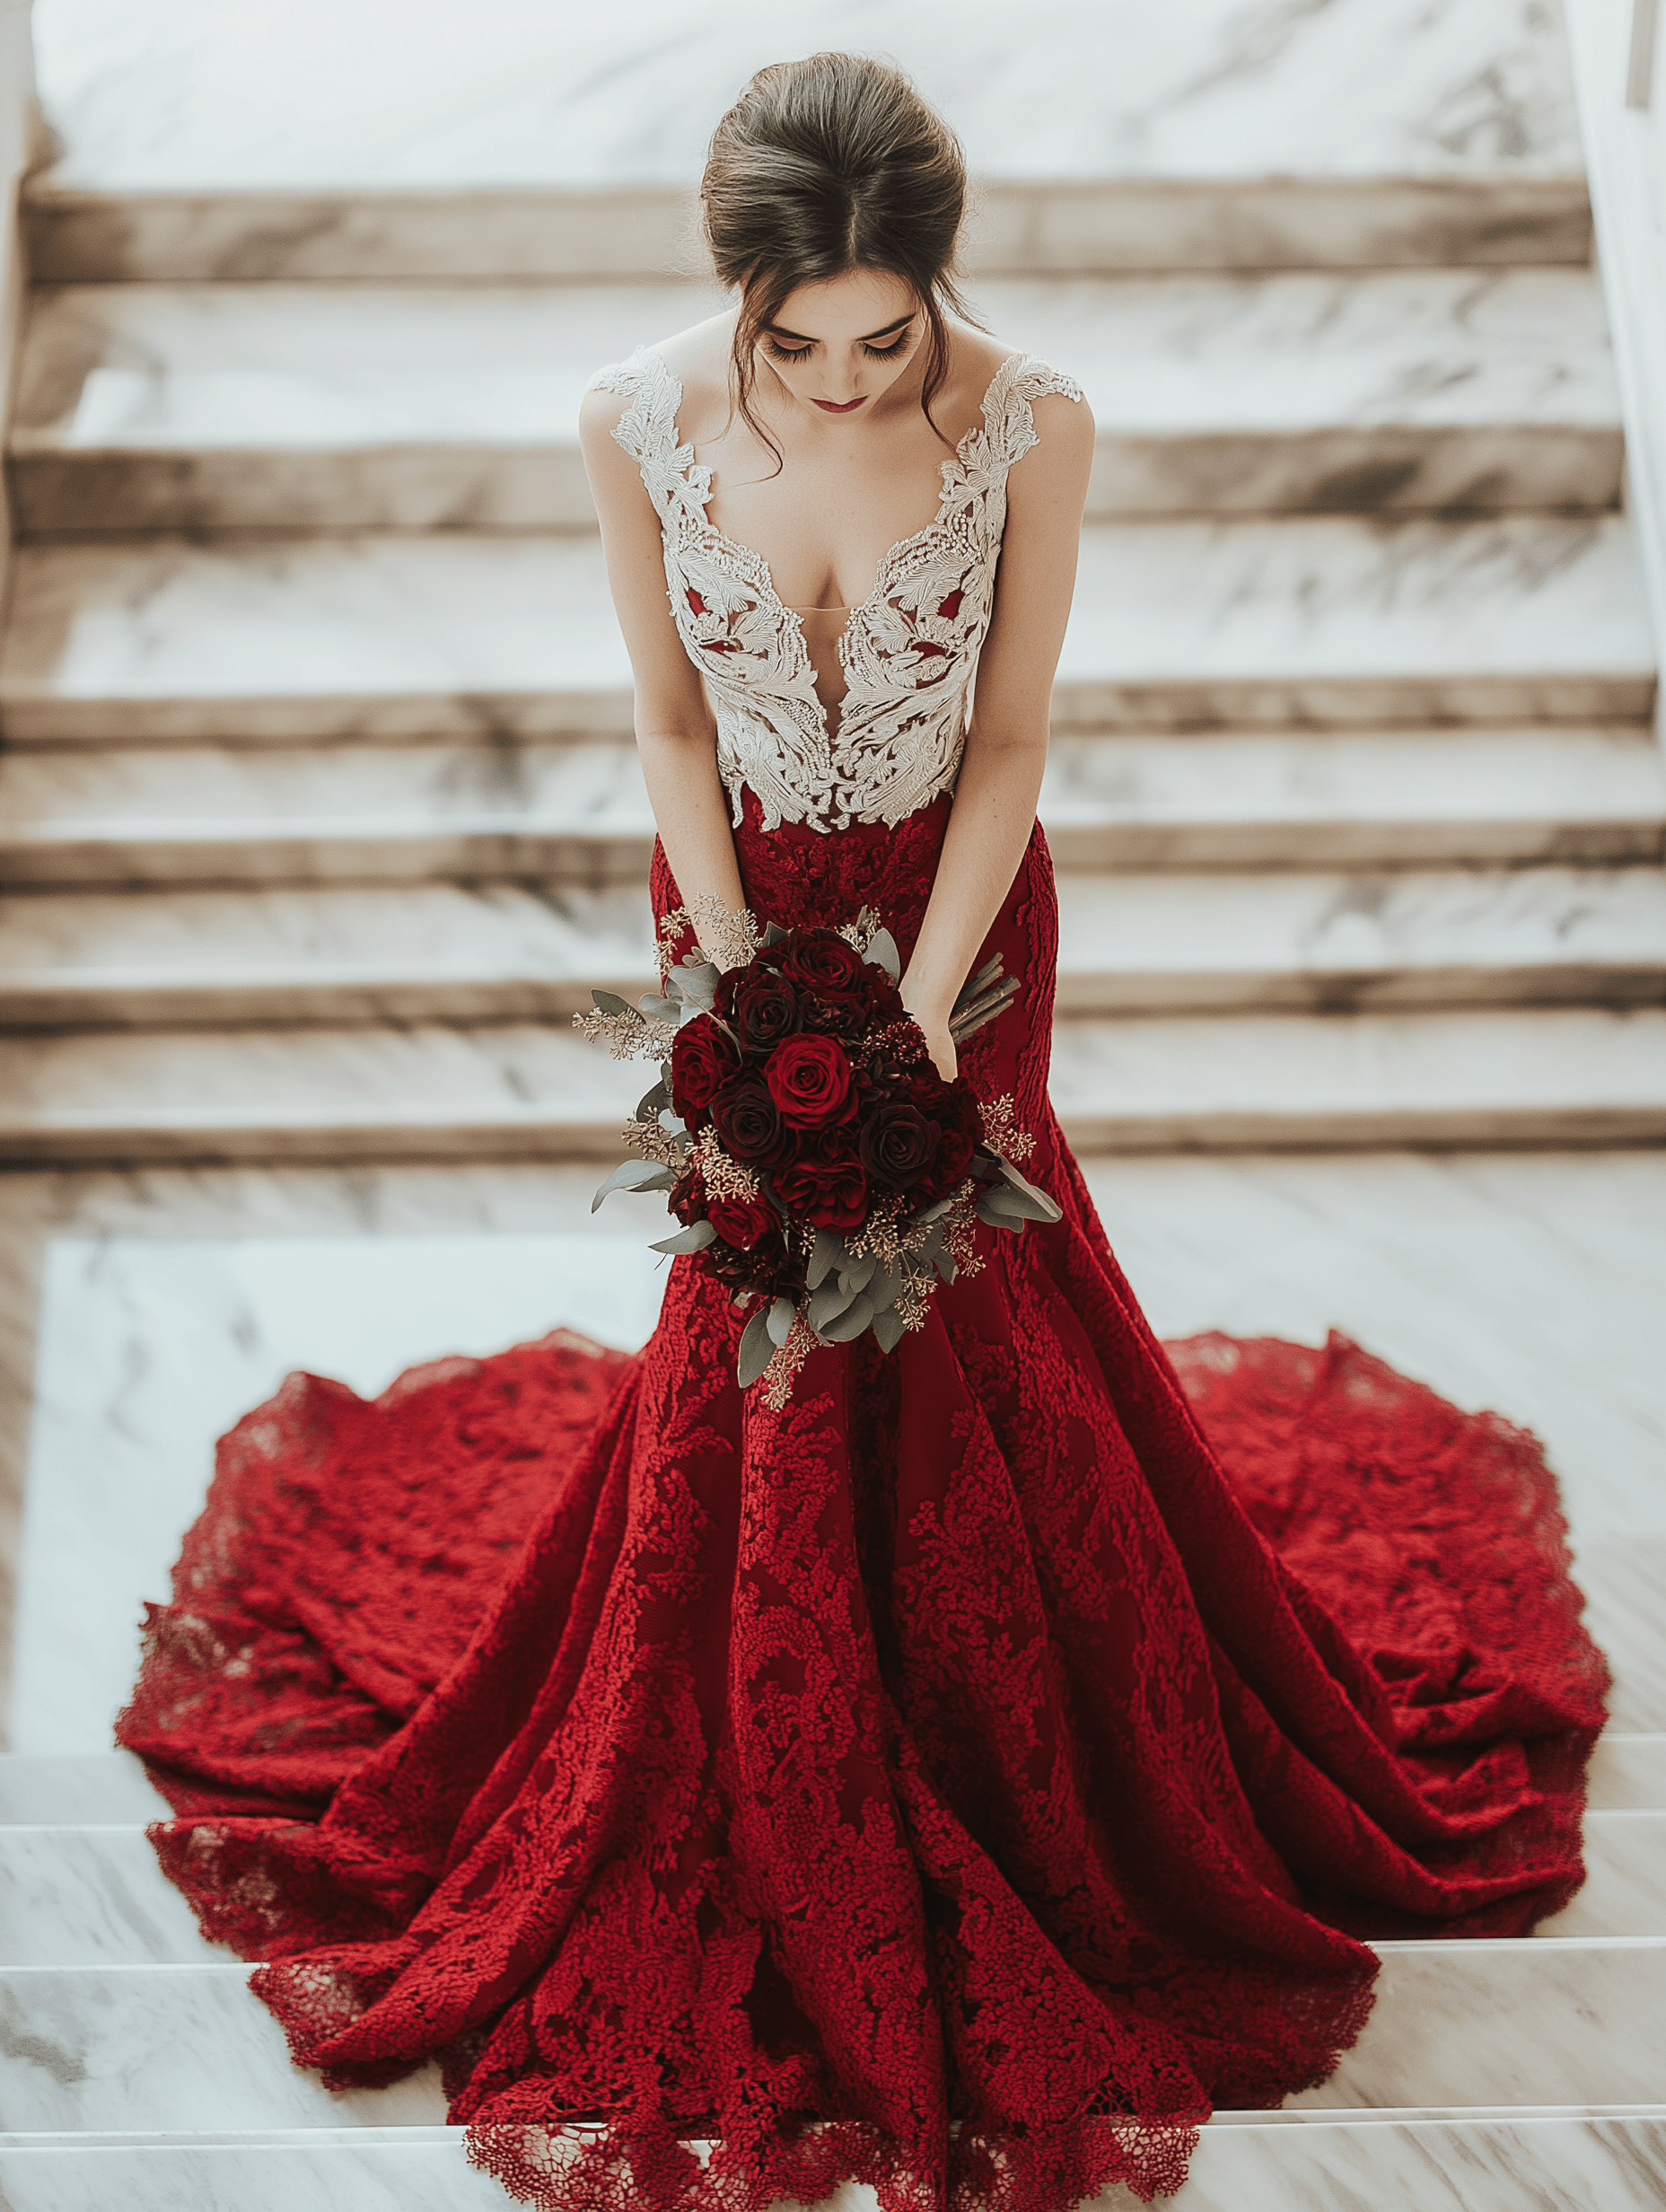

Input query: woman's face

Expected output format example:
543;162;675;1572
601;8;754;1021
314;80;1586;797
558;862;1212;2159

751;268;926;419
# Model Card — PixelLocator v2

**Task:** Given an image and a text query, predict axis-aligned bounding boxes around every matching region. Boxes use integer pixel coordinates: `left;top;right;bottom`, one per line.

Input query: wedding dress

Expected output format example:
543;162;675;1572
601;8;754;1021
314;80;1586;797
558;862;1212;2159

117;345;1609;2212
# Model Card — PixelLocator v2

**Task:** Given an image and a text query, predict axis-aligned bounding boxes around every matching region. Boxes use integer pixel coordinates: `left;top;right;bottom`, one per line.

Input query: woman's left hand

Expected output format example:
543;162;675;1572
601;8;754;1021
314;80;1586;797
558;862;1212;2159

902;997;958;1083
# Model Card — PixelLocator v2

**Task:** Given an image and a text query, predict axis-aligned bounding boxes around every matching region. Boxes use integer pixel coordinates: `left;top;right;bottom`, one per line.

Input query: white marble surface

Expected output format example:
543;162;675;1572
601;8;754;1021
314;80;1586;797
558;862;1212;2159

9;268;1622;530
5;1148;1665;1753
0;1756;168;1825
4;865;1663;1026
0;515;1652;746
0;2115;1664;2212
0;1966;449;2129
11;1226;666;1751
4;728;1663;888
1293;1938;1666;2108
29;0;1585;192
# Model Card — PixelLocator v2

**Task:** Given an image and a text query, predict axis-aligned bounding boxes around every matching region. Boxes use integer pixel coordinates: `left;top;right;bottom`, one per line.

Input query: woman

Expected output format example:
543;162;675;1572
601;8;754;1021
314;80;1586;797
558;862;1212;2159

118;51;1609;2212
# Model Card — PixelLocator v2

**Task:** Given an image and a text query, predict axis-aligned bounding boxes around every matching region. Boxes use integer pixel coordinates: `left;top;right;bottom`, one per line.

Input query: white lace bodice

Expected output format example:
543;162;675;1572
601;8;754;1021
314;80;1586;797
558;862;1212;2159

588;344;1083;833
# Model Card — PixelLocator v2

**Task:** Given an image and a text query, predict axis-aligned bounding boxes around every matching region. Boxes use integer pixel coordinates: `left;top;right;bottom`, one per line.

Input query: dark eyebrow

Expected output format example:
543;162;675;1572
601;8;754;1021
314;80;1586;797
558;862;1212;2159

764;312;916;346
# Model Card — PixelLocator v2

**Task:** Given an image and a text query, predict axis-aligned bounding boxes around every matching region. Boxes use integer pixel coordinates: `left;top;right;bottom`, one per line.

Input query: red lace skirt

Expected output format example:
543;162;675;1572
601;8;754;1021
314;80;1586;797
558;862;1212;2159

117;795;1609;2212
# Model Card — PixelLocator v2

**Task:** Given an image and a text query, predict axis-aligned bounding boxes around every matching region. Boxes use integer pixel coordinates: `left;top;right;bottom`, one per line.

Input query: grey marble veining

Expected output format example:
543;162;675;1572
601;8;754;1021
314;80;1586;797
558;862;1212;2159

4;729;1662;891
0;2115;1662;2210
1292;1938;1666;2108
4;865;1664;1030
30;0;1585;195
9;268;1622;532
0;1966;448;2129
0;514;1652;747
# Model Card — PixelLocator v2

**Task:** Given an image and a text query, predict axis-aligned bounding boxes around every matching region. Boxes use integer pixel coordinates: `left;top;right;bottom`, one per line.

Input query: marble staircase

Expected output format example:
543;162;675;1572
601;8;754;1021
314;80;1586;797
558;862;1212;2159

3;0;1665;2203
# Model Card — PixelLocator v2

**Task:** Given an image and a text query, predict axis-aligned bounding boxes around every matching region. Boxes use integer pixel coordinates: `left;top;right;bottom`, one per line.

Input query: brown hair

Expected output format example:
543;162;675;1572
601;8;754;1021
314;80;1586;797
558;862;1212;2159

699;52;982;471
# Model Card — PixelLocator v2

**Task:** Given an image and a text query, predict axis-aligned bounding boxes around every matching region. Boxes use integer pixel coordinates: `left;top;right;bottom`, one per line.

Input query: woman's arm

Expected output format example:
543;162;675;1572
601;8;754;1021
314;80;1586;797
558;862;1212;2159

899;388;1096;1078
579;387;750;960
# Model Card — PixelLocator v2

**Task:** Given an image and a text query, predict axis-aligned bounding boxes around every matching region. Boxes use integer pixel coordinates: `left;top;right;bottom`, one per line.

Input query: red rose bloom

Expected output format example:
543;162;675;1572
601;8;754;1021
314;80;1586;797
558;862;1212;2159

764;1033;855;1130
715;966;800;1055
709;1075;791;1167
707;1191;775;1250
670;1015;741;1128
777;928;869;999
775;1156;869;1233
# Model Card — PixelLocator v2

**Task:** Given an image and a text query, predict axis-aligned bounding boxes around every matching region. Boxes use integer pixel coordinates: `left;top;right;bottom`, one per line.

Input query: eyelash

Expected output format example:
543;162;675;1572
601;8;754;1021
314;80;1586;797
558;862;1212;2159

764;333;911;364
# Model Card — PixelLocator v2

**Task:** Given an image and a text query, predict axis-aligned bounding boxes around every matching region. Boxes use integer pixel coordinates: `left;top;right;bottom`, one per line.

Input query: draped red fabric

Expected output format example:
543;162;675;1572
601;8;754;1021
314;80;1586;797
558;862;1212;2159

118;797;1609;2212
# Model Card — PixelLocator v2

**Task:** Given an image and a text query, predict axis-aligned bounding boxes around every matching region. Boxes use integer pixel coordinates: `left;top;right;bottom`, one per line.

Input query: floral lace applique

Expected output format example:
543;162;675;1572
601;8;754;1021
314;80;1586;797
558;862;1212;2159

587;345;1083;834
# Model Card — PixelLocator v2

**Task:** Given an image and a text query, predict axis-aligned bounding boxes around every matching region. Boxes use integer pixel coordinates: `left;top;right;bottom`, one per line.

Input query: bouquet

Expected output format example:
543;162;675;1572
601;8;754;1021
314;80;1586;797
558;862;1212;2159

576;904;1060;1406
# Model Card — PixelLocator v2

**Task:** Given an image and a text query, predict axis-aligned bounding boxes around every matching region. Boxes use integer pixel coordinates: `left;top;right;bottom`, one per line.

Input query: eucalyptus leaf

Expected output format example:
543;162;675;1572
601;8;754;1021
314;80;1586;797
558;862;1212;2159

865;1263;902;1312
592;1157;676;1211
638;995;680;1021
872;1306;907;1354
636;1079;670;1120
592;989;640;1019
650;1219;717;1256
994;1154;1064;1222
976;1189;1027;1235
819;1294;875;1344
762;920;789;947
807;1281;856;1334
837;1251;877;1295
658;1109;687;1135
737;1307;775;1388
806;1231;845;1290
864;927;901;984
767;1295;798;1349
909;1195;956;1227
677;961;721;1007
932;1242;959;1282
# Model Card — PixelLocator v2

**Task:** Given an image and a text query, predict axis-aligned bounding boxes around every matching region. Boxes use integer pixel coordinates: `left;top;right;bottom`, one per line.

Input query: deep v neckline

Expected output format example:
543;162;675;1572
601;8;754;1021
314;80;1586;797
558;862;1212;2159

645;343;1017;666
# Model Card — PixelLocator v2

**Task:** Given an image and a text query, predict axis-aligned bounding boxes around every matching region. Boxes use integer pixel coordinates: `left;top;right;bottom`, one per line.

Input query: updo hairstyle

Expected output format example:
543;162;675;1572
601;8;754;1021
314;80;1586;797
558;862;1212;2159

699;52;982;467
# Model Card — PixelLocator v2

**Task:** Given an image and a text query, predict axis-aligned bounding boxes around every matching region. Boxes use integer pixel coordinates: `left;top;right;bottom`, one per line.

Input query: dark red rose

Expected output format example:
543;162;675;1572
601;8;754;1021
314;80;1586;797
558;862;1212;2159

709;1075;790;1167
777;928;869;999
715;966;800;1056
765;1033;855;1130
858;1099;940;1194
924;1124;976;1198
707;1190;775;1250
775;1156;870;1233
670;1015;741;1128
806;1119;861;1168
668;1162;706;1226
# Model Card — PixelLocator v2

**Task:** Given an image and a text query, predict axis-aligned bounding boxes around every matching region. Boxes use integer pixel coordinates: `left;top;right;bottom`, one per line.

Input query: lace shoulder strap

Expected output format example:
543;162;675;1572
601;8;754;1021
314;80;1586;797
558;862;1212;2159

945;352;1084;509
586;346;713;529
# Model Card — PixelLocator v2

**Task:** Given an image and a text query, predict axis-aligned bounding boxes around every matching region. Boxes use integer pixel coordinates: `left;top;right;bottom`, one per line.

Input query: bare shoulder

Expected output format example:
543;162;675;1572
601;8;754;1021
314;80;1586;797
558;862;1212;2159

579;309;736;452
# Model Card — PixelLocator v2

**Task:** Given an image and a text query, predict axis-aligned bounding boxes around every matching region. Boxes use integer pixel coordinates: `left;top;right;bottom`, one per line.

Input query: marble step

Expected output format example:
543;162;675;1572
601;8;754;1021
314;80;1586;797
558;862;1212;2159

0;515;1652;747
1;1005;1664;1163
4;866;1666;1031
22;0;1590;282
4;1805;1661;1969
4;727;1663;891
0;2113;1664;2212
9;268;1622;534
0;1940;1660;2130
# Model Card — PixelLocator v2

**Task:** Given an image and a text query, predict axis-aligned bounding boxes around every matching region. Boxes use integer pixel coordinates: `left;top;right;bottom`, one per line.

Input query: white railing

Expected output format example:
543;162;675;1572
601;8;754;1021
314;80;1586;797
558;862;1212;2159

1567;0;1666;739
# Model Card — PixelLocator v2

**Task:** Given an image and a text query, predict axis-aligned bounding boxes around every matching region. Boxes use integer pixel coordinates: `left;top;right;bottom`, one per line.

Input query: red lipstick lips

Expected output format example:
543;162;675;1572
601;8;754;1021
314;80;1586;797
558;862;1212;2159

811;396;867;413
